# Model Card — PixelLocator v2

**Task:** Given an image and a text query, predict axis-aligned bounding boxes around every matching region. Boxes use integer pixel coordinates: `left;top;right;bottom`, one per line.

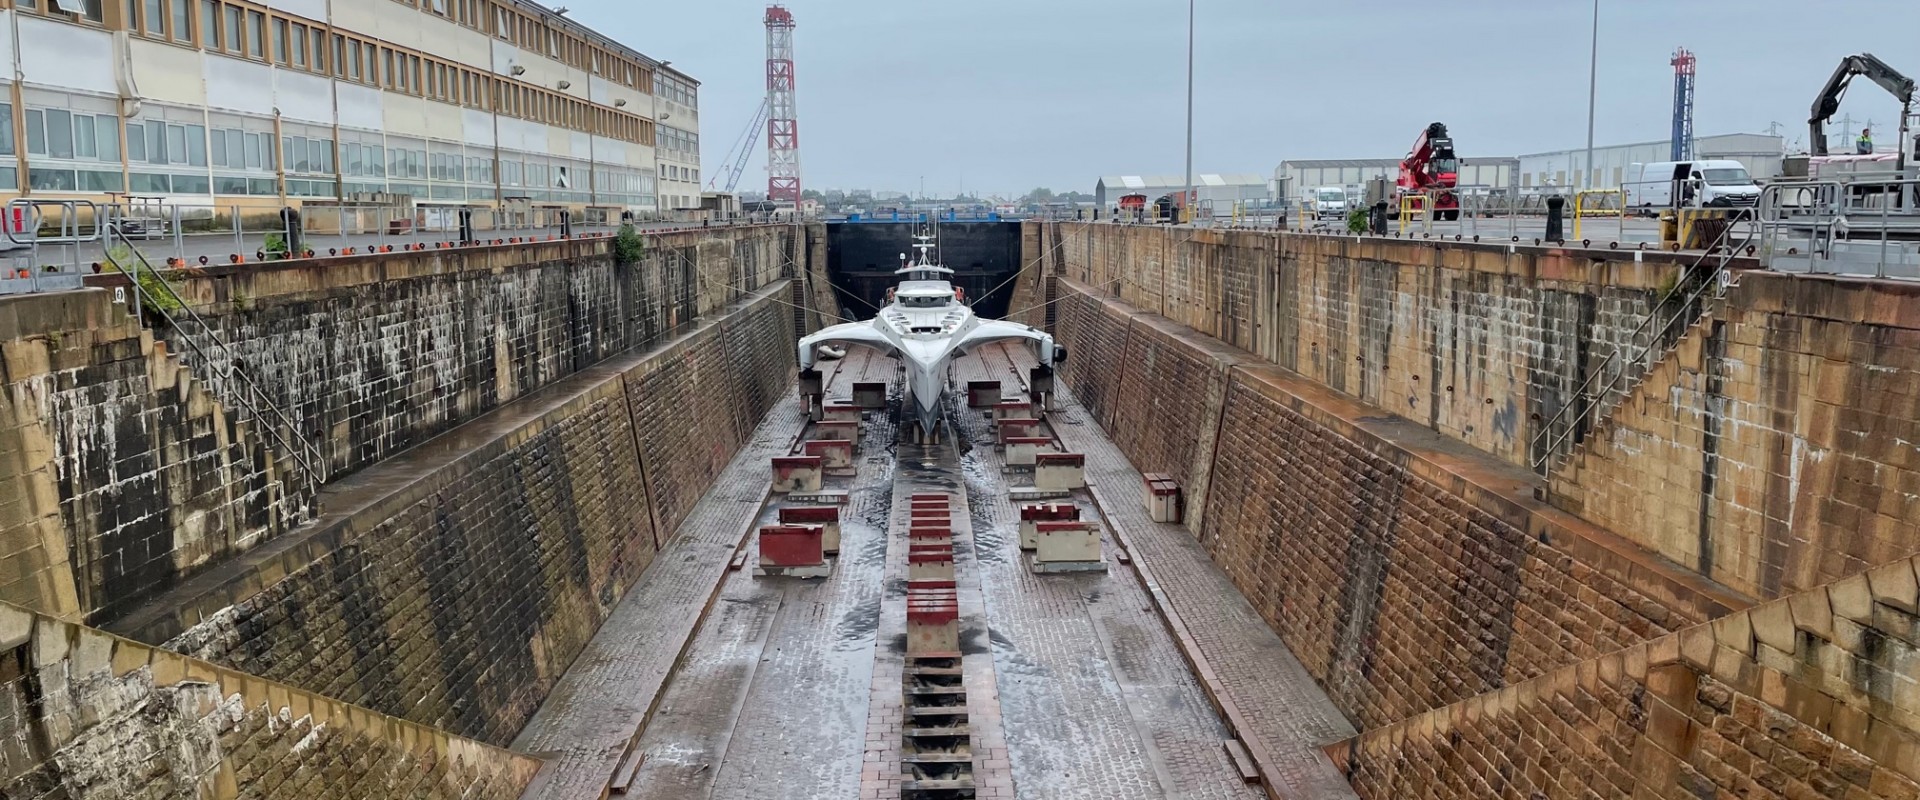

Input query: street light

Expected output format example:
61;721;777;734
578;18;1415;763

1583;0;1598;190
1182;0;1194;223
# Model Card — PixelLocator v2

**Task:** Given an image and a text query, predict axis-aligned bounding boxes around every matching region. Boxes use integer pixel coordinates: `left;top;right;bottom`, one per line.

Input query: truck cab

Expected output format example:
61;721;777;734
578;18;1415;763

1626;159;1762;212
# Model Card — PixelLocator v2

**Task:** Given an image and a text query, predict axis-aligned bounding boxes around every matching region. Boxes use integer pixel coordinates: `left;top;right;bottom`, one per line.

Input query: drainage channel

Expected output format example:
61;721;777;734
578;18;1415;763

901;489;975;798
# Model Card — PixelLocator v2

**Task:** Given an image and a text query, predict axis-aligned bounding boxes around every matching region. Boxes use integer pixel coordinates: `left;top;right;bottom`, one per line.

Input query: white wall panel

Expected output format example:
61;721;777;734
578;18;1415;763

18;17;115;95
275;69;334;124
264;0;326;23
336;82;384;131
128;39;205;106
205;58;275;116
463;109;496;147
569;131;591;159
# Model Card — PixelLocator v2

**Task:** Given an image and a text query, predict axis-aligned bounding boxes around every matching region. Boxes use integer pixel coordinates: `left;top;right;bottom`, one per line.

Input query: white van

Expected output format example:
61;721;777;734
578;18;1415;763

1308;186;1350;219
1624;160;1762;213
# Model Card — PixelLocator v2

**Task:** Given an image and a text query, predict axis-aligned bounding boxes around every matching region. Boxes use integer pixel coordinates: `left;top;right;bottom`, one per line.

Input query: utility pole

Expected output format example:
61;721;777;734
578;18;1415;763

1583;0;1599;190
1182;0;1195;222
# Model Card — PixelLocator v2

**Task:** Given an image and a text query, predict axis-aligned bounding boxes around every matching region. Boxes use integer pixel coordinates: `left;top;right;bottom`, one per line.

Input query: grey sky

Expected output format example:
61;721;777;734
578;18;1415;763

575;1;1918;197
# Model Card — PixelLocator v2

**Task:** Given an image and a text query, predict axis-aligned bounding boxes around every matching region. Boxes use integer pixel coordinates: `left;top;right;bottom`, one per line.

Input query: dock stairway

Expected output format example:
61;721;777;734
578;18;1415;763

105;226;329;504
1528;225;1755;476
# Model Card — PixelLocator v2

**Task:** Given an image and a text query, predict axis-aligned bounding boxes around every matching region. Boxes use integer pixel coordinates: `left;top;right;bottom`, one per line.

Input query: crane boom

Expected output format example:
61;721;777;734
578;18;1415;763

1396;122;1462;220
1808;52;1915;158
706;98;771;194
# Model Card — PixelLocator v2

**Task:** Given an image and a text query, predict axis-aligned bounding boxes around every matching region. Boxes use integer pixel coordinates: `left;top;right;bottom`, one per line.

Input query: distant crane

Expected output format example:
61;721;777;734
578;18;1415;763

1670;48;1696;161
705;98;770;195
765;5;802;204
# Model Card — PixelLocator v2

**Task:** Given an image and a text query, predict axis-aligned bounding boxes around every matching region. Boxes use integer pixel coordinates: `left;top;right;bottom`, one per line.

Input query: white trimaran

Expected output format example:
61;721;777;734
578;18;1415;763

798;230;1061;440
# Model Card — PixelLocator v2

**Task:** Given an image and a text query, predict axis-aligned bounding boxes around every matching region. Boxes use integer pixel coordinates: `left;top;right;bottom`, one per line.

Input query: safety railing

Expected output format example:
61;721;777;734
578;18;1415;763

1396;194;1432;235
1571;190;1623;240
105;224;328;499
1528;220;1752;474
1757;176;1920;279
0;199;97;294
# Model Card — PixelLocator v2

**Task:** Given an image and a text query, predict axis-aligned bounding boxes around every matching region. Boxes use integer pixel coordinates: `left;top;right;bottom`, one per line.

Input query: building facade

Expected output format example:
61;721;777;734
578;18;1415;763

0;0;696;215
1273;157;1517;204
1516;133;1784;190
1093;174;1270;209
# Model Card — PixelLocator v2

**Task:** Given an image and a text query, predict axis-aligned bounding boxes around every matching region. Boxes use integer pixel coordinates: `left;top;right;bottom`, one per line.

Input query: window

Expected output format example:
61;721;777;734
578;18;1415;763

349;40;362;80
0;104;12;156
247;10;264;58
210;128;225;166
312;28;327;72
430;0;446;13
171;0;190;40
165;124;187;164
243;131;261;169
73;114;95;158
46;110;73;159
143;0;162;34
224;5;241;52
146;123;165;164
292;23;307;67
125;122;145;161
273;19;288;64
201;0;219;48
185;124;206;166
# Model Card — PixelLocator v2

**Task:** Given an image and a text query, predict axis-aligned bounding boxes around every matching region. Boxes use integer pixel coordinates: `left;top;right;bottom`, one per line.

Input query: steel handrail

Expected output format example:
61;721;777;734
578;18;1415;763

1528;221;1753;473
105;225;329;499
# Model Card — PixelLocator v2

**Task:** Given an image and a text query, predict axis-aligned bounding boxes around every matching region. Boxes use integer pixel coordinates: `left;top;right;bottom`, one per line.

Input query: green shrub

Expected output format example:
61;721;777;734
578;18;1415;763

106;245;185;317
263;233;289;260
1347;206;1369;234
613;223;646;265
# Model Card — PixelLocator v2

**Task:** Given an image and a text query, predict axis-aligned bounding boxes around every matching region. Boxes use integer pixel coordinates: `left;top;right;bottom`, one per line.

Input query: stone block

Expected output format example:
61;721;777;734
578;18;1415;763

1034;453;1086;490
1005;436;1055;466
801;438;854;470
992;400;1035;424
778;506;842;555
997;418;1041;445
966;380;1002;408
905;596;960;654
851;382;887;409
1866;560;1919;614
1017;504;1080;550
757;525;827;576
771;456;824;493
1032;520;1104;573
822;401;862;423
1142;472;1182;523
808;420;860;445
908;547;955;582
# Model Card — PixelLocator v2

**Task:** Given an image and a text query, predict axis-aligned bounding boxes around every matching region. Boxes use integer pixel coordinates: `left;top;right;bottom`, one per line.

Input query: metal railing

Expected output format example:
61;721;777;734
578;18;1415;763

105;224;329;500
1757;176;1920;279
1528;220;1752;474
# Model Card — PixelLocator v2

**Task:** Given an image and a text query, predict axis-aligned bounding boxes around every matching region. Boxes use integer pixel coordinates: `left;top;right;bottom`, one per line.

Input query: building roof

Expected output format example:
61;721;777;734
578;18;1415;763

506;0;695;84
1096;174;1267;190
1516;133;1778;159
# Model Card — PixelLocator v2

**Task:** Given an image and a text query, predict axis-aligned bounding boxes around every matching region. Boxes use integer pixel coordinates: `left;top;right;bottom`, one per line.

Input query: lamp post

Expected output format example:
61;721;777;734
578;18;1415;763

1182;0;1194;223
1583;0;1598;190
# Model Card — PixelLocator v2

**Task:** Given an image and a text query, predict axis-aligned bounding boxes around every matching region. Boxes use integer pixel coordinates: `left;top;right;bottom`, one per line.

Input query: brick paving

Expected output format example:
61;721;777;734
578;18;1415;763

951;353;1266;800
978;342;1361;799
510;353;868;799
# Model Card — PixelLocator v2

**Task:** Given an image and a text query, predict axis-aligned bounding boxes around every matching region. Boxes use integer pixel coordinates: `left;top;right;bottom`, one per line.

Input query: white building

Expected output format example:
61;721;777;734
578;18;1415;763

1273;157;1517;203
1517;133;1784;190
0;0;696;215
1093;173;1269;208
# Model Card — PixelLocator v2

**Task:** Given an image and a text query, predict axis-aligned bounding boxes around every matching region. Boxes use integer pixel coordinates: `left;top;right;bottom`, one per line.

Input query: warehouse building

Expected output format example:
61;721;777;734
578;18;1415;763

1516;133;1784;190
0;0;697;215
1093;173;1269;209
1273;157;1517;205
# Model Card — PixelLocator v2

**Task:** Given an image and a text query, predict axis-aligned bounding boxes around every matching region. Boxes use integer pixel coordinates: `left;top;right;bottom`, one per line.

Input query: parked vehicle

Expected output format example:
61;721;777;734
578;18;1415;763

1396;122;1461;221
1625;160;1762;212
1308;187;1350;219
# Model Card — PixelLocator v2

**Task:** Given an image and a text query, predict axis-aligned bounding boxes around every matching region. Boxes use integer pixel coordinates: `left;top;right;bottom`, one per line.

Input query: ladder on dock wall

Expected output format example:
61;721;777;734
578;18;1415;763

1528;225;1755;476
105;227;329;503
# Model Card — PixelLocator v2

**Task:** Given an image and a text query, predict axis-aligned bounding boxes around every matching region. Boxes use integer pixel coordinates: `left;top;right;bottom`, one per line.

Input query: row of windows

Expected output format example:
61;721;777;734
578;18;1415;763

0;102;657;201
385;0;661;94
658;126;698;157
19;0;659;148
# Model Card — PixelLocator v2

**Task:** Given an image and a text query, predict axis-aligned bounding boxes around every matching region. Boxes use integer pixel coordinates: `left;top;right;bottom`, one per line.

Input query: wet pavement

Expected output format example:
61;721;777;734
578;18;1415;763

514;344;1355;799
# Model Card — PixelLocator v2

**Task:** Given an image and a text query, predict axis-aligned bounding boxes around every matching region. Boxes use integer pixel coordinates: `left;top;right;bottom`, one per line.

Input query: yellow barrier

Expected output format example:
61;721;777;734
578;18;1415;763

1397;194;1430;235
1571;189;1624;239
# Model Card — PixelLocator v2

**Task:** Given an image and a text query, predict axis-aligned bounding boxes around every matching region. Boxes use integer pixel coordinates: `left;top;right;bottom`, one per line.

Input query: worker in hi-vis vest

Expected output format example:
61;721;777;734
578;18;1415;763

1857;128;1874;155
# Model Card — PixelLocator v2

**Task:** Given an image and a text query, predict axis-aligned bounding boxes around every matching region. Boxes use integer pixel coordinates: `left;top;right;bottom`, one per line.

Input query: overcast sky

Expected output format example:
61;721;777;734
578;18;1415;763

573;0;1918;197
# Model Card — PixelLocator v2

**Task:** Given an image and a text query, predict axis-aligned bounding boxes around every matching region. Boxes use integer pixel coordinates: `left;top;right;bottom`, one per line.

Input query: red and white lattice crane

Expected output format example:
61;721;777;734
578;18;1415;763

765;5;801;204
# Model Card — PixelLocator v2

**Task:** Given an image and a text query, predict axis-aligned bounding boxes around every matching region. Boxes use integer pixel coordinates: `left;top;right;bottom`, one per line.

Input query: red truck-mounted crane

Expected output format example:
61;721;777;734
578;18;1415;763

1397;122;1461;221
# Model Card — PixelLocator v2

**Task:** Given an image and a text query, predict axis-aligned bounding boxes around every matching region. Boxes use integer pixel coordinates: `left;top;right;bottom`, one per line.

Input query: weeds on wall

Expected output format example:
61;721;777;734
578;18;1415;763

262;233;290;260
614;224;647;265
106;245;186;317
